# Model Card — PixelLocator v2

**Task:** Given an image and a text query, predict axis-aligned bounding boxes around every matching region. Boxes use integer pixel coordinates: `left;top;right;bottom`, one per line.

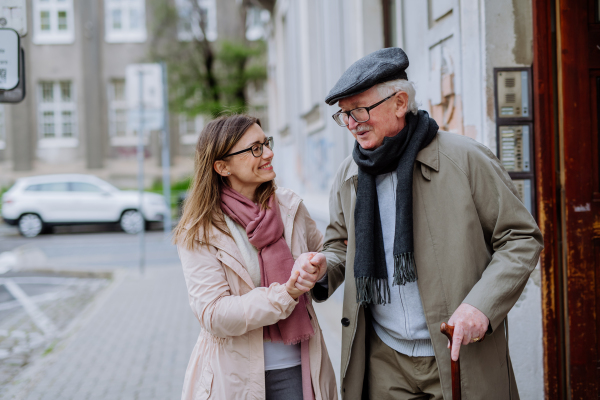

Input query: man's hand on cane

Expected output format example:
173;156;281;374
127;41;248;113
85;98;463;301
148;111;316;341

447;303;490;361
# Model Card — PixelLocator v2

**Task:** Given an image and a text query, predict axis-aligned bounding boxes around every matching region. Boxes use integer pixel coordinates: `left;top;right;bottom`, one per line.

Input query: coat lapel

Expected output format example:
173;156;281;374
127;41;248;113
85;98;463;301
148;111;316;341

209;230;256;289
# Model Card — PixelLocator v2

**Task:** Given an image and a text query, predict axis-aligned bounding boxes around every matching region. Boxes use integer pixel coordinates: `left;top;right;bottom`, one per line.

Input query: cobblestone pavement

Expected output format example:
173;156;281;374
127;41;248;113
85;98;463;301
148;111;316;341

0;223;344;400
0;272;110;390
1;267;199;400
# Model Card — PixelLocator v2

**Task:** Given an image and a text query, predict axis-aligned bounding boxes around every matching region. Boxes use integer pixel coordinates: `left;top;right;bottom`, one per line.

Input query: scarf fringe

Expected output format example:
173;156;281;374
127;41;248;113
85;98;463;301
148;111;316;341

393;252;418;286
355;277;391;306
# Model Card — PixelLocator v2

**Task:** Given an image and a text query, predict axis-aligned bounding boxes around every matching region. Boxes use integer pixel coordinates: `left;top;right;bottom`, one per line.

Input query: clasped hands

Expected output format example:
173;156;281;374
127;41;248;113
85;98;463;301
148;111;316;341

284;252;488;362
285;252;327;300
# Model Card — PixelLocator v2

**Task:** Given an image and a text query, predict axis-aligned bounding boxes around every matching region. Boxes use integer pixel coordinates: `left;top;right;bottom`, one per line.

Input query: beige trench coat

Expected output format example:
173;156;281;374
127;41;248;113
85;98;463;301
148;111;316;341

312;132;543;400
178;188;338;400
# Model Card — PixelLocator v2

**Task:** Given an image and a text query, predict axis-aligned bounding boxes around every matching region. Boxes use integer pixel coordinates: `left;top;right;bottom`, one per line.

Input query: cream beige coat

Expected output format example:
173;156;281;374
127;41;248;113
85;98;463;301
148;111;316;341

312;132;543;399
178;188;338;400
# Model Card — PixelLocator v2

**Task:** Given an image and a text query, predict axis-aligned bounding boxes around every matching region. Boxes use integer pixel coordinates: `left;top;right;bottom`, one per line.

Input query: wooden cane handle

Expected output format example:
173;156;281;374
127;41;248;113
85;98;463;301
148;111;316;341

440;322;454;343
441;322;461;400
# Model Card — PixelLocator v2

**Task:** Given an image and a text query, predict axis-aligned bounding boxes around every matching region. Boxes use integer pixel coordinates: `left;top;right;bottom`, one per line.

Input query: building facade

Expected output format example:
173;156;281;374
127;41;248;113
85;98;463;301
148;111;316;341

260;0;543;398
0;0;268;189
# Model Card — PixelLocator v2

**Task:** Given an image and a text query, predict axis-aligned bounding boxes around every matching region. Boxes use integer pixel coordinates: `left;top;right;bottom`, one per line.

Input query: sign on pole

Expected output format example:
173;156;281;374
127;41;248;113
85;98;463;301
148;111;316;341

0;28;20;90
0;0;27;37
126;64;164;131
125;63;166;274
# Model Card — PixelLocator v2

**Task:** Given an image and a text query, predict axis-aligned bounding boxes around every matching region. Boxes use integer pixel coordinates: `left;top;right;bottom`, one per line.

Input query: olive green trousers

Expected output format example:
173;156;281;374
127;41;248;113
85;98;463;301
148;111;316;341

367;325;443;400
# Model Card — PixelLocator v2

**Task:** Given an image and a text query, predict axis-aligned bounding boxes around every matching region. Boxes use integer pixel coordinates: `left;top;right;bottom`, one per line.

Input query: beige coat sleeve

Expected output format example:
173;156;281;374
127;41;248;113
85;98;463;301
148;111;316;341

312;169;350;302
296;202;324;253
461;143;544;332
178;243;298;338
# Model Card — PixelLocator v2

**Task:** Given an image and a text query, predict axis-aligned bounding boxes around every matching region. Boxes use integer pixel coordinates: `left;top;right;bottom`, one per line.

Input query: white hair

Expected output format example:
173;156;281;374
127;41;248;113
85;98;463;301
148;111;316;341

375;79;419;115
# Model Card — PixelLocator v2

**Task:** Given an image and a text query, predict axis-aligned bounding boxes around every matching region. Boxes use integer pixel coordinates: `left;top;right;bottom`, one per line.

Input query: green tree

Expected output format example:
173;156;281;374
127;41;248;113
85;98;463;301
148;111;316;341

149;0;267;118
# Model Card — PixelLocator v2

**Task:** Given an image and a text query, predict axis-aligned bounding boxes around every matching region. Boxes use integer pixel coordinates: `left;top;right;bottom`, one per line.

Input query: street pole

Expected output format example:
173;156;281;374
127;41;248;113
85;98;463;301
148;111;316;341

160;62;172;240
137;70;145;275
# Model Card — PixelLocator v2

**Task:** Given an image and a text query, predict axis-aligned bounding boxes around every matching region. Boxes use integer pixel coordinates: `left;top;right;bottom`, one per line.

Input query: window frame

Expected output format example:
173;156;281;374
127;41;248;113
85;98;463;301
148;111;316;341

104;0;147;43
0;105;5;150
108;79;139;146
37;81;78;148
32;0;75;45
176;0;217;42
179;114;204;144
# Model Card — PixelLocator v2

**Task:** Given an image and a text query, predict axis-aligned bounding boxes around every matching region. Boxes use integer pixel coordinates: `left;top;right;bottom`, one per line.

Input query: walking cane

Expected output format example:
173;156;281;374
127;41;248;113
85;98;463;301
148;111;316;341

440;323;461;400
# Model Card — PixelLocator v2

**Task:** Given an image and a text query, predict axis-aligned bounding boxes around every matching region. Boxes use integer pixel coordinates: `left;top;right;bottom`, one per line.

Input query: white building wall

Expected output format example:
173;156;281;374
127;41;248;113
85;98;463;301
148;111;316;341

265;1;542;397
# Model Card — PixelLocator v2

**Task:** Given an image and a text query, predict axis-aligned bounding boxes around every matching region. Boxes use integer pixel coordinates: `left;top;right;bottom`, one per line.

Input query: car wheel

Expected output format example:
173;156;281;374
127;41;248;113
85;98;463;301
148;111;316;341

18;214;44;238
120;210;145;234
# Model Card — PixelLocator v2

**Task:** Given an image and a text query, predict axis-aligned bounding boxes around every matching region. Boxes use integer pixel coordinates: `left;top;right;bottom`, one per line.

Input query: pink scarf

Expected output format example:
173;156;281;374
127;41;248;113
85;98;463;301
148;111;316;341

220;186;315;400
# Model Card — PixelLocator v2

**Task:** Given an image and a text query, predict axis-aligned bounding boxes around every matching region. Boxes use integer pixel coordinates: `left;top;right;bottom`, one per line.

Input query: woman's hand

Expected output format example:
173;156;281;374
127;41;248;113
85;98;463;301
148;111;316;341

285;270;312;300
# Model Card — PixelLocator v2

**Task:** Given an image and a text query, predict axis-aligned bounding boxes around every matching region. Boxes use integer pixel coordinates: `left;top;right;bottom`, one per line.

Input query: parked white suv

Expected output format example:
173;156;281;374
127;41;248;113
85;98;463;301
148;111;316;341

1;174;168;237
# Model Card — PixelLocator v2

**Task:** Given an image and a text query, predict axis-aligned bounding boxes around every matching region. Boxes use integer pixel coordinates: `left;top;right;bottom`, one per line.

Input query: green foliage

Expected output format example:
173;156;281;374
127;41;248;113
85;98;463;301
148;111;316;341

149;0;267;119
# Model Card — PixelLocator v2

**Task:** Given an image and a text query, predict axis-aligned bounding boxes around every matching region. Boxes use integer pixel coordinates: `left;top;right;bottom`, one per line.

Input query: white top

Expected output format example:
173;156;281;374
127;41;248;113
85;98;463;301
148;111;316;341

224;214;302;370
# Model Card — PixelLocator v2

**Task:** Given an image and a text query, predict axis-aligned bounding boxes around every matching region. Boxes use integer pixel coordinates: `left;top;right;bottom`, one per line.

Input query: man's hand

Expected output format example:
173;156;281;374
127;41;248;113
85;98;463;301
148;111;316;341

447;303;489;361
292;252;327;291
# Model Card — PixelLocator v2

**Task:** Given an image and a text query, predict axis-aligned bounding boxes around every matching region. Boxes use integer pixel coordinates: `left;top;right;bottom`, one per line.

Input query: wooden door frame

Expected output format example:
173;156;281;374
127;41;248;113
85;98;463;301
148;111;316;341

533;0;598;398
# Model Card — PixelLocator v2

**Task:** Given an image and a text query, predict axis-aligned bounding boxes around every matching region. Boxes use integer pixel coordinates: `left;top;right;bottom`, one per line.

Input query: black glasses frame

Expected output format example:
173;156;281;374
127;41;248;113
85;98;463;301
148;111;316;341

332;92;398;127
221;136;274;159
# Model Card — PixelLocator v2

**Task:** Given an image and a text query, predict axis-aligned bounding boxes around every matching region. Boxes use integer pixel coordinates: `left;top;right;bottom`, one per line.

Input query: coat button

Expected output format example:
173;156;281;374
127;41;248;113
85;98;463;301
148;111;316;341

341;317;350;327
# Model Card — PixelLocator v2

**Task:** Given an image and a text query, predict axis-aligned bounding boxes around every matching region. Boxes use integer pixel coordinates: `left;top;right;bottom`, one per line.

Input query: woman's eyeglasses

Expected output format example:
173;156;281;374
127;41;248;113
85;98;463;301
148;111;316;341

222;136;274;159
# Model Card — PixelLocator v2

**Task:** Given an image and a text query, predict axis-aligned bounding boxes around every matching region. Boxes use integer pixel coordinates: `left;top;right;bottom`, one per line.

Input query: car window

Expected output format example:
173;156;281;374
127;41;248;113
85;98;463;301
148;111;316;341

70;182;103;193
25;182;69;192
24;184;41;191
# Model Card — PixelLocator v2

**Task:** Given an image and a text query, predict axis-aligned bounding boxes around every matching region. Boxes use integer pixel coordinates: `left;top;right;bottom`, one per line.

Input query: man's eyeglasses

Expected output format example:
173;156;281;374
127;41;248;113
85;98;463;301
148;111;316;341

332;92;398;127
222;136;274;159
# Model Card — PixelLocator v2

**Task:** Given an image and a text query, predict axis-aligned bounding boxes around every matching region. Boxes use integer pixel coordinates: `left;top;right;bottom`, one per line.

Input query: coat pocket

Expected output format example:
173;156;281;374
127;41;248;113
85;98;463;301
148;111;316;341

490;330;507;368
195;367;214;400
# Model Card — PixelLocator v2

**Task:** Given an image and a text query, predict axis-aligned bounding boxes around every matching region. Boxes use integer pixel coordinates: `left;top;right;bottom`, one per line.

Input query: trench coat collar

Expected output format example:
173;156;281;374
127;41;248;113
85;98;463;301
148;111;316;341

343;131;441;182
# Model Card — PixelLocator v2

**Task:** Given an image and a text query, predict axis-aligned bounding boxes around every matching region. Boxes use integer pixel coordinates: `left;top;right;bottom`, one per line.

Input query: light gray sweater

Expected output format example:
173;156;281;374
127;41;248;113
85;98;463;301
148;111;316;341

370;172;434;357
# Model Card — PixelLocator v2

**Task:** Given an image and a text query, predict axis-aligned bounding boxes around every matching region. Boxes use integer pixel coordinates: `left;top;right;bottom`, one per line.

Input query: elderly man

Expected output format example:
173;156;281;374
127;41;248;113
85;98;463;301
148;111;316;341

293;47;543;399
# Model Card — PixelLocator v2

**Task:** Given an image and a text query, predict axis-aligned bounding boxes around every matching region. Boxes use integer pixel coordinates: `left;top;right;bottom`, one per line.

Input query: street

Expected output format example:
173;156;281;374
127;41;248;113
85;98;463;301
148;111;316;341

0;223;343;399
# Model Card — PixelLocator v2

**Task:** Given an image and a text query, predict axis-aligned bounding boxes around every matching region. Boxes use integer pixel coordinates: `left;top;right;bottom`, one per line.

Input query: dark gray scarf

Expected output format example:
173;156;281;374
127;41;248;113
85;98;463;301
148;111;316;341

352;110;438;306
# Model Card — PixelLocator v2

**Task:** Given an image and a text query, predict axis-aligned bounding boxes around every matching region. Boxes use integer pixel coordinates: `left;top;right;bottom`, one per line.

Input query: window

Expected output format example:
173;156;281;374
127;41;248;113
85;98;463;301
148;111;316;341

246;6;269;41
176;0;217;42
179;114;204;144
37;81;77;147
32;0;74;44
108;79;137;146
0;105;5;150
105;0;147;43
70;182;103;192
25;182;70;192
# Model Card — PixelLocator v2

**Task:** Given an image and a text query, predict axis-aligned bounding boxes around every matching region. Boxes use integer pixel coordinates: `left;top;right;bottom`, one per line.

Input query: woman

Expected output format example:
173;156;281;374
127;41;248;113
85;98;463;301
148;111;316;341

175;114;338;400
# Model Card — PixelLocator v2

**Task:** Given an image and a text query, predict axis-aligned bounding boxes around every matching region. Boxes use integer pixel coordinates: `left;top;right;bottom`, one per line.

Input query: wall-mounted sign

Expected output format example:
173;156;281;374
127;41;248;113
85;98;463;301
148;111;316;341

494;68;532;121
0;47;24;103
498;125;531;172
0;28;19;90
0;0;27;36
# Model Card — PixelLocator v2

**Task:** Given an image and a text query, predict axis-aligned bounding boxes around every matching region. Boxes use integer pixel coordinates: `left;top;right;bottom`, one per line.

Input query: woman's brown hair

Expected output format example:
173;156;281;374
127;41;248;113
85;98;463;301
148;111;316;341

173;115;276;250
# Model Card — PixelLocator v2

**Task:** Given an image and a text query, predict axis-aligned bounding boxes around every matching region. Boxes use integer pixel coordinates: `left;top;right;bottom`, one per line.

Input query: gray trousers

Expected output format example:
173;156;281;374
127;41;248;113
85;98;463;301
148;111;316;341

265;365;303;400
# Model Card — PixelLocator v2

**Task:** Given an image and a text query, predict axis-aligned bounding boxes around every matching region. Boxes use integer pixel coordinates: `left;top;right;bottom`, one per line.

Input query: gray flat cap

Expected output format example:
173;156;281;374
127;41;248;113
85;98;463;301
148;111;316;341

325;47;409;105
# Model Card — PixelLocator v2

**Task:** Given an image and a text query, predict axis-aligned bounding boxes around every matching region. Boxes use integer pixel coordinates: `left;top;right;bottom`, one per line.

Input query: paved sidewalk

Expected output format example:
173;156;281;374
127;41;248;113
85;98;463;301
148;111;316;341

2;267;199;400
1;264;345;400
